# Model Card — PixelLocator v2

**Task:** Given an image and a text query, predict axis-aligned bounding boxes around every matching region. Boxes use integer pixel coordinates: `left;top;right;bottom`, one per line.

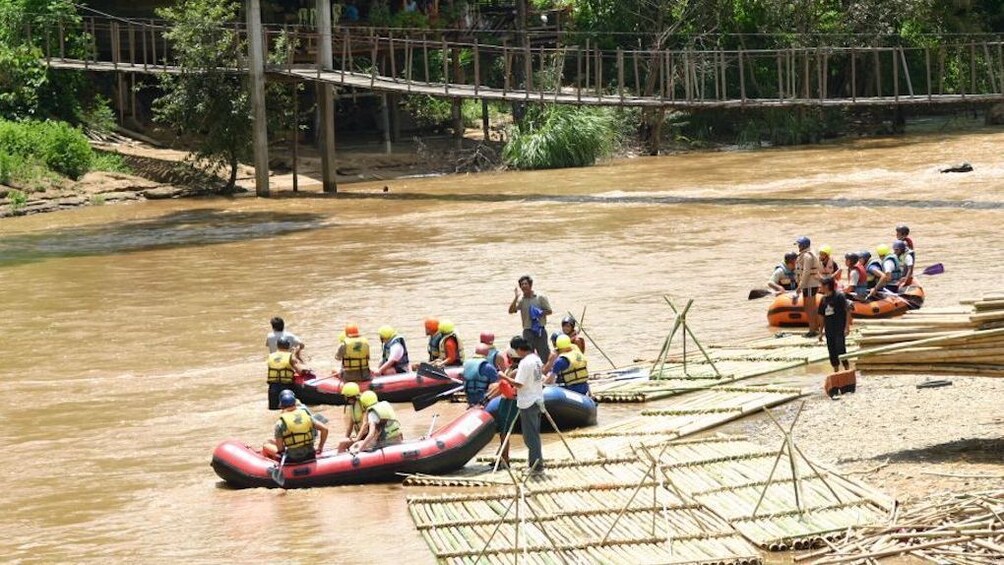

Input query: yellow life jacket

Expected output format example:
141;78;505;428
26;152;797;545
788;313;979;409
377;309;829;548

267;351;294;384
558;350;589;386
368;401;402;444
436;332;465;365
342;337;371;375
279;408;314;450
347;400;364;435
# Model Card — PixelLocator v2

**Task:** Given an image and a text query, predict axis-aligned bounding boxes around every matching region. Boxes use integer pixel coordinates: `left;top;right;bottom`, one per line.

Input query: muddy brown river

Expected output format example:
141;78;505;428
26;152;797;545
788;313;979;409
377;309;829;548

1;128;1001;562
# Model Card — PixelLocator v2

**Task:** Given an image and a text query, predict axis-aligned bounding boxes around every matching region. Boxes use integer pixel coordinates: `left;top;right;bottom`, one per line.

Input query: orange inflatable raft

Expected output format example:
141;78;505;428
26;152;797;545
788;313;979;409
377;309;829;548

767;288;920;327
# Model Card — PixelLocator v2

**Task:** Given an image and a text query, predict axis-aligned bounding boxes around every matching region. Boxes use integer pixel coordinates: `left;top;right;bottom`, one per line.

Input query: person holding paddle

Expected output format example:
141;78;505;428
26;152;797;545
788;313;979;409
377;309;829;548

263;389;328;463
766;252;798;295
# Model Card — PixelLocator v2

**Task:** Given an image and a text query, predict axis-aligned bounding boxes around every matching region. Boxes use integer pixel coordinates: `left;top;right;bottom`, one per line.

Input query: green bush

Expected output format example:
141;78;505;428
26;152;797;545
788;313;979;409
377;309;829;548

92;150;130;173
503;105;617;170
0;119;93;180
7;188;27;213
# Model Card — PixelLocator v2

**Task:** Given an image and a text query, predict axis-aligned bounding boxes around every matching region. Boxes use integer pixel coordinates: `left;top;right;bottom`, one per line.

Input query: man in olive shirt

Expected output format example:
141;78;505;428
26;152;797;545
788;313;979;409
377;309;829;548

508;275;553;359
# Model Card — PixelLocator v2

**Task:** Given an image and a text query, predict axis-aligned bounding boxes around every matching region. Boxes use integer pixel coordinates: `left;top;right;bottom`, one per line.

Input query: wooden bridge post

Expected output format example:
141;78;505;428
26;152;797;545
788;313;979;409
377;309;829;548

851;48;856;102
893;48;899;102
617;48;624;101
738;49;746;104
900;47;914;97
316;0;337;192
246;0;270;196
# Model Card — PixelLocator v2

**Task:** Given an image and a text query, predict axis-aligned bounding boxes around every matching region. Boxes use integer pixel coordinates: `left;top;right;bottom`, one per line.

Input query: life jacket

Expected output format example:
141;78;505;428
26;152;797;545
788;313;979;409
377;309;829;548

794;252;820;283
342;337;370;375
849;264;868;296
368;401;402;445
774;264;796;291
486;347;501;370
462;357;492;400
437;332;465;365
267;351;295;384
881;255;903;286
427;333;443;361
278;408;314;450
865;260;883;288
347;400;364;435
498;378;516;400
557;350;589;386
380;335;410;373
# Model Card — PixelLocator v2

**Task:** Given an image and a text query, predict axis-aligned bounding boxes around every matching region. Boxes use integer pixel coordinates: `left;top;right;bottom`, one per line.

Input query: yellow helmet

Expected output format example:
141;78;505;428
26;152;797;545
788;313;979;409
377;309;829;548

338;331;347;344
359;390;378;408
378;325;395;340
342;382;361;398
876;244;891;257
555;335;572;350
439;320;455;334
820;245;833;256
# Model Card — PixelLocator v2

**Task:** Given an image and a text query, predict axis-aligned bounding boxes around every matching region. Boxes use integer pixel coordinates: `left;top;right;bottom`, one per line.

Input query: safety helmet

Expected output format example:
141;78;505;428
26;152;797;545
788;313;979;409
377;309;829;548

424;317;439;334
342;382;361;398
820;245;833;256
359;390;378;409
876;244;892;257
345;324;360;338
378;325;395;340
892;240;907;252
479;331;495;345
555;335;572;350
896;224;910;235
474;343;491;357
794;236;811;249
550;331;560;345
277;337;291;349
338;331;347;344
783;251;798;263
438;320;455;334
279;389;297;408
845;252;860;263
561;316;577;328
859;250;872;262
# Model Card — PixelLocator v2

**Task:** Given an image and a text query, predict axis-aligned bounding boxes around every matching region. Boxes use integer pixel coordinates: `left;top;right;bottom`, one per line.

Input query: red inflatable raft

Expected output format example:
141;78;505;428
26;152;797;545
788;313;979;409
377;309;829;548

211;407;495;489
296;367;463;405
767;288;921;327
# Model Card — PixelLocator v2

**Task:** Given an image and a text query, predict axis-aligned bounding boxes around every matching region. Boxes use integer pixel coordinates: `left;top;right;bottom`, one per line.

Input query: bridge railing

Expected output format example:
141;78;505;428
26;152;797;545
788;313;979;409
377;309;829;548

29;16;1004;105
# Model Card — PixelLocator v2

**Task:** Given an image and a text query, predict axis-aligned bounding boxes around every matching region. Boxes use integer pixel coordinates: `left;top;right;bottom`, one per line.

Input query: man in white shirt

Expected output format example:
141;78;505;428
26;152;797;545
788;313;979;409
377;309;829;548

266;317;305;363
501;336;553;474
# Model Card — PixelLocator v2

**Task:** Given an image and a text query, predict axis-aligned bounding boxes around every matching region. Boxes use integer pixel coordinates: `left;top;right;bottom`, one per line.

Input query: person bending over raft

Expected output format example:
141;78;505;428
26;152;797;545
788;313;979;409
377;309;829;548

432;320;464;368
816;277;852;373
263;389;329;462
767;252;798;295
336;324;371;382
463;343;499;406
349;391;403;453
545;335;590;396
335;383;364;453
560;316;586;353
375;325;410;375
266;338;307;410
843;253;868;301
818;245;841;279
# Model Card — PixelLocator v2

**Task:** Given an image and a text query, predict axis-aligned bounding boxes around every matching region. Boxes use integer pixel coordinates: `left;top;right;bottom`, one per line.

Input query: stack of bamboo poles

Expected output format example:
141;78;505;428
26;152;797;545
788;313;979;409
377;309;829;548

848;294;1004;377
803;490;1004;564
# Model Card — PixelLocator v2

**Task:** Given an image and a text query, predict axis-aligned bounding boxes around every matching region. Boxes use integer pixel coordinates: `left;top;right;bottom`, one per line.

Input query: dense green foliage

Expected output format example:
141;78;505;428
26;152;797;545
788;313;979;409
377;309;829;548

0;119;93;179
503;105;618;169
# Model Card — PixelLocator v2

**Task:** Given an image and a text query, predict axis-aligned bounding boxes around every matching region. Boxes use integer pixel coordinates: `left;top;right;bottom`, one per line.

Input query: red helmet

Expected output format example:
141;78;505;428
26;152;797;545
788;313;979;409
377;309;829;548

479;331;495;345
344;324;360;338
475;343;491;357
424;317;439;334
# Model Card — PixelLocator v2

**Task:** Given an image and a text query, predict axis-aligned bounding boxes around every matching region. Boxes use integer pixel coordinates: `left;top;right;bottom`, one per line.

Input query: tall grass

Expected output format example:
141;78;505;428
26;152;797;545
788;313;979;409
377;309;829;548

503;105;618;170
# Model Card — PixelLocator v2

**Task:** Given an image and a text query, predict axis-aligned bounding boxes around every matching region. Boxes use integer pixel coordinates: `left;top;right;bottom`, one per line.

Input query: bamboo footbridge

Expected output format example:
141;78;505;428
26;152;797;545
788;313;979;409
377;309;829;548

33;17;1004;109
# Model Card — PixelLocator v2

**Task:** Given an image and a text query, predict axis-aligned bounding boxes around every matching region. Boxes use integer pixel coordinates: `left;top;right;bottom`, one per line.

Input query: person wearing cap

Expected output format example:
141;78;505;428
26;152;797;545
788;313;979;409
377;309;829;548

266;317;305;363
432;320;464;367
545;335;590;396
499;336;553;475
818;245;840;279
266;338;307;410
817;277;852;374
335;382;365;452
508;275;553;360
376;325;409;375
560;316;586;353
893;240;915;287
792;236;823;338
350;390;403;453
462;343;499;406
895;225;915;256
263;389;328;462
479;332;508;372
335;324;371;382
767;252;798;295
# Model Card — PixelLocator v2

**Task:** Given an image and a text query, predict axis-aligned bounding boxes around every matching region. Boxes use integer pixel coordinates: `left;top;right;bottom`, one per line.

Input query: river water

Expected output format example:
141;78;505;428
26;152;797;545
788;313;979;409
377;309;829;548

1;128;1001;562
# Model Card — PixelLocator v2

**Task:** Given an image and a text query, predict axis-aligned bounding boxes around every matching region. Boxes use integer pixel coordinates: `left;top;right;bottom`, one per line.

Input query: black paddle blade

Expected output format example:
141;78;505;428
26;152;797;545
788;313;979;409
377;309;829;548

412;385;464;411
748;288;774;300
417;362;454;381
269;453;287;487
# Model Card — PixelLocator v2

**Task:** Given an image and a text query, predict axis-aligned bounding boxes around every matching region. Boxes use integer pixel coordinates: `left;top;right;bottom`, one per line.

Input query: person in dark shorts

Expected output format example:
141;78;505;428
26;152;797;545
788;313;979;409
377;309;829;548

817;277;852;372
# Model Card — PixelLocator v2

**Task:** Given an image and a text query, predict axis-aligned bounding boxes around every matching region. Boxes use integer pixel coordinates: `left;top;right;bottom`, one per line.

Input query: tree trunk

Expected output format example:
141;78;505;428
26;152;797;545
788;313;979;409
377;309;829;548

226;154;239;193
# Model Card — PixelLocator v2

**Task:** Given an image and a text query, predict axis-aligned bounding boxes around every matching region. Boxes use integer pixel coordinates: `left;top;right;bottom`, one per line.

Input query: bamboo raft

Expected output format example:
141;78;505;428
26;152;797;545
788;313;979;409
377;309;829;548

804;489;1004;564
846;294;1004;378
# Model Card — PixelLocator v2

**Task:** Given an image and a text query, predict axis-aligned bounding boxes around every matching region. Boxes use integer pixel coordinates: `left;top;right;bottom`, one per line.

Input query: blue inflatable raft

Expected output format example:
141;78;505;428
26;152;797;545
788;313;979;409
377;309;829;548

485;386;597;432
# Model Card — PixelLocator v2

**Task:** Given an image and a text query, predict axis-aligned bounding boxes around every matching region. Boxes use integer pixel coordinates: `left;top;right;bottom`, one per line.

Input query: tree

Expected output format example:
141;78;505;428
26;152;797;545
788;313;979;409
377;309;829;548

154;0;291;192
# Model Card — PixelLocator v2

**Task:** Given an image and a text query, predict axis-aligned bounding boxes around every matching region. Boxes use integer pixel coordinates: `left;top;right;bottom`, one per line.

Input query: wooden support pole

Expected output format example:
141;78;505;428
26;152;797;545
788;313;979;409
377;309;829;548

633;45;640;95
738;49;746;104
481;98;489;140
291;80;298;192
389;32;396;81
341;28;348;82
246;0;270;196
422;32;429;83
576;46;582;102
982;43;996;95
473;38;480;95
893;49;900;101
380;93;392;154
583;39;589;99
524;42;532;99
503;42;510;96
617;48;624;101
925;47;931;100
316;0;337;193
663;296;722;377
970;42;976;95
776;52;783;101
874;49;882;97
901;47;914;97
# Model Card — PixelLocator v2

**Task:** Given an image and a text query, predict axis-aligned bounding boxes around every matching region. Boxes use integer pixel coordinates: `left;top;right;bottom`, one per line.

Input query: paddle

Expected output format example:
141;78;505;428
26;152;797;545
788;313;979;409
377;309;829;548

269;451;287;487
412;384;464;411
748;288;778;300
919;263;944;276
417;362;462;383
